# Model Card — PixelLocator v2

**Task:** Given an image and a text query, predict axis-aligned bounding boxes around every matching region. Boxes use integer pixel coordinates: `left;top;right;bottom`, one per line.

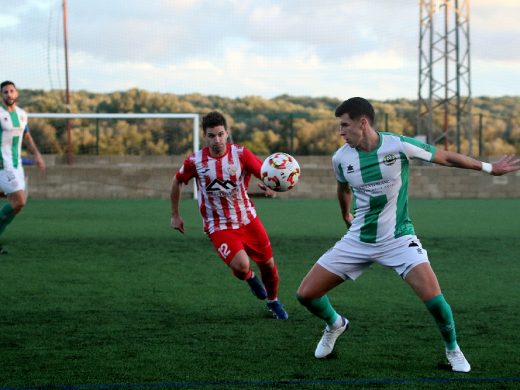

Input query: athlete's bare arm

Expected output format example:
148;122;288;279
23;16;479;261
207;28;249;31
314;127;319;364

433;149;520;176
24;132;45;172
170;176;185;234
337;181;353;227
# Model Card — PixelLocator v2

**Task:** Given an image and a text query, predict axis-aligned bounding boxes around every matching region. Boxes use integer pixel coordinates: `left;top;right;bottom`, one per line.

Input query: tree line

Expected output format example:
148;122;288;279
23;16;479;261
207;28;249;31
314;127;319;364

18;89;519;157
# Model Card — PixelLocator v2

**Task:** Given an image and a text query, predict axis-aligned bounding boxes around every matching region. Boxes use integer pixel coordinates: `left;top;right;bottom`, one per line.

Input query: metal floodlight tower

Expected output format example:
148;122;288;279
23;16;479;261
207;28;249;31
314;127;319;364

417;0;472;154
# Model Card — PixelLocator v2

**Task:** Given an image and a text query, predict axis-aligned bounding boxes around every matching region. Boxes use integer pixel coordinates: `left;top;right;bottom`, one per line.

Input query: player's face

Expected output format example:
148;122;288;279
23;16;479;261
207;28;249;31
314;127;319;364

205;125;229;157
1;85;18;107
338;113;367;148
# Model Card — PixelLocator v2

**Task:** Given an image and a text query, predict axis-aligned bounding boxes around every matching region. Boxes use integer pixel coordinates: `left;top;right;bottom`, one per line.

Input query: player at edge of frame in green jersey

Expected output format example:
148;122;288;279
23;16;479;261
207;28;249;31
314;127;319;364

0;81;45;253
296;96;520;373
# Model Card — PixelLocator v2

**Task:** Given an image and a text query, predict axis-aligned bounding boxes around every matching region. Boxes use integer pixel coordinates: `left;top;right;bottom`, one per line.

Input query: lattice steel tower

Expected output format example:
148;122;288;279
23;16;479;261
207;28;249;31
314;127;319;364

417;0;472;154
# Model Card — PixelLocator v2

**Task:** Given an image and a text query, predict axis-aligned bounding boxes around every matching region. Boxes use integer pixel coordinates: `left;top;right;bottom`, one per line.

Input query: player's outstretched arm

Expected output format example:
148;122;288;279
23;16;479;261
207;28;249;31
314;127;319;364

433;149;520;176
170;176;185;234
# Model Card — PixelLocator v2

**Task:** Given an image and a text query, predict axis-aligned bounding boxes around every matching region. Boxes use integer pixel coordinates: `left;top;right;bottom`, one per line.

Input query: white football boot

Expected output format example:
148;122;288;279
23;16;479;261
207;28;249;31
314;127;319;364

445;346;471;372
314;316;349;358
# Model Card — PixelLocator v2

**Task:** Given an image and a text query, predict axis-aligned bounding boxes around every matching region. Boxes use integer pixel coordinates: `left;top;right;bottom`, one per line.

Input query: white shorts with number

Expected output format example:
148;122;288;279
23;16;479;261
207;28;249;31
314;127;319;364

0;167;26;195
317;234;429;281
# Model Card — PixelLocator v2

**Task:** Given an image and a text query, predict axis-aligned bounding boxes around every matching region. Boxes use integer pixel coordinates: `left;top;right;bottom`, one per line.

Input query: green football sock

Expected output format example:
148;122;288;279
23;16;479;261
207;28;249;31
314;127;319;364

0;203;16;236
297;294;339;326
425;294;458;350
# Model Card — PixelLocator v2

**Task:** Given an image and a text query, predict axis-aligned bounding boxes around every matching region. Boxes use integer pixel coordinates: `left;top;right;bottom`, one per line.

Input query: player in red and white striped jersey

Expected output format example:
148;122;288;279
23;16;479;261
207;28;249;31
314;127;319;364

170;111;288;320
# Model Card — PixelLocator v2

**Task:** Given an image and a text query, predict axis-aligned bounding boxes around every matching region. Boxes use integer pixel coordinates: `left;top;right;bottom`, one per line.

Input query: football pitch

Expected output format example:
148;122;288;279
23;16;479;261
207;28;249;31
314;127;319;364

1;198;519;389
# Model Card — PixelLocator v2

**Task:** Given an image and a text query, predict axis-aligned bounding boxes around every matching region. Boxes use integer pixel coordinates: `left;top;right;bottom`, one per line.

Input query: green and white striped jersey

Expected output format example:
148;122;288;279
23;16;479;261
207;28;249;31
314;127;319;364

0;106;28;170
333;132;436;244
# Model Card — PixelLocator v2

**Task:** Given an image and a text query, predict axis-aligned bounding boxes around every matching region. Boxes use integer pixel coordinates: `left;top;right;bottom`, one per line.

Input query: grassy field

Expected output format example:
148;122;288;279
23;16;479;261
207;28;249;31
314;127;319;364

1;198;519;389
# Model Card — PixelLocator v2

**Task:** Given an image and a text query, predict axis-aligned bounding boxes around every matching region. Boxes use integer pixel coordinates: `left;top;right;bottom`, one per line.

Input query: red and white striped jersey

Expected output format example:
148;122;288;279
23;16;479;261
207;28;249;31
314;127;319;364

176;144;262;234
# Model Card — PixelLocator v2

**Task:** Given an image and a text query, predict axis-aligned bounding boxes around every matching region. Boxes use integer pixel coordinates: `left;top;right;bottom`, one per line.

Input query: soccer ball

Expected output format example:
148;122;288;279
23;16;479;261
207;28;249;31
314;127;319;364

261;152;301;192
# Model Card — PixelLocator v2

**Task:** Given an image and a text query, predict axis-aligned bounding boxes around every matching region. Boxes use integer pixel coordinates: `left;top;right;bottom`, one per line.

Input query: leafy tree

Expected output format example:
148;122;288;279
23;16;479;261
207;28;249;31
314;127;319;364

18;89;519;157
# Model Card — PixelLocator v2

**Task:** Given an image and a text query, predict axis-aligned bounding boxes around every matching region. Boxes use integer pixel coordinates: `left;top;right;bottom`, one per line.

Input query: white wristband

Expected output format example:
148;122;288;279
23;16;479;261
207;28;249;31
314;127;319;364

481;162;492;174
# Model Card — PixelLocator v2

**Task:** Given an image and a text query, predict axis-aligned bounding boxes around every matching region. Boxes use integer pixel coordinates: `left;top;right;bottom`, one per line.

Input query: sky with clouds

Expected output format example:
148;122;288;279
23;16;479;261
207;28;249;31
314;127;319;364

1;0;519;100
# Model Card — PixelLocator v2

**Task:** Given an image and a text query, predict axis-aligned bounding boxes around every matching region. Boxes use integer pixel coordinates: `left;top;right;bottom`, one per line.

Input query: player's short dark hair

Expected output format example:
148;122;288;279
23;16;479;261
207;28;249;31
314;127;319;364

0;80;16;91
202;111;227;133
335;97;375;125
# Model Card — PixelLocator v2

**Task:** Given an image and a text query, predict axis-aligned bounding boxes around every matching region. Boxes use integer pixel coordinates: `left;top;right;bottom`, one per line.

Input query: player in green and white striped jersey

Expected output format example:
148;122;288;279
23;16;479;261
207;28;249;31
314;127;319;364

0;81;45;253
297;97;520;372
332;130;435;244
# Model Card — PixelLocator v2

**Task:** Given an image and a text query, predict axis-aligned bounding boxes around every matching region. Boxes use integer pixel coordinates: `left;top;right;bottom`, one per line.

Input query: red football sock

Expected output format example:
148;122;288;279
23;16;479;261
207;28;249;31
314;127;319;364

258;262;279;301
232;267;253;281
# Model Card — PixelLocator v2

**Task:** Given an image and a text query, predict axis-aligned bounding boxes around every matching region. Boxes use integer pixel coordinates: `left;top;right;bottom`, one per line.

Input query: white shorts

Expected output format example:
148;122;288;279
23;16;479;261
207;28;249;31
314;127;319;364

317;234;429;280
0;167;26;195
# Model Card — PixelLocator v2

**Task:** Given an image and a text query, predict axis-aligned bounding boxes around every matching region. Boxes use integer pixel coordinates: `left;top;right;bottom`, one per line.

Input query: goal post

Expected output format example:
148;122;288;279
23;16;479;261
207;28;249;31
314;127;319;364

27;112;200;199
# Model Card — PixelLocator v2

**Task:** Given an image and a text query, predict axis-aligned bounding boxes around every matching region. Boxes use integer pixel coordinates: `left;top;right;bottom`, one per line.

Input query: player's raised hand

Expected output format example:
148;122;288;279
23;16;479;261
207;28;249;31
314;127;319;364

490;155;520;176
171;215;185;234
257;182;276;198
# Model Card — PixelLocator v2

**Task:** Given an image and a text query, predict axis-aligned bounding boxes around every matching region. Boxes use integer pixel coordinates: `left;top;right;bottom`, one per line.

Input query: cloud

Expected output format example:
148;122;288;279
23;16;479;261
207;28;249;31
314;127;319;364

341;50;408;70
472;57;520;96
63;0;420;64
0;14;19;28
1;0;519;98
66;40;416;100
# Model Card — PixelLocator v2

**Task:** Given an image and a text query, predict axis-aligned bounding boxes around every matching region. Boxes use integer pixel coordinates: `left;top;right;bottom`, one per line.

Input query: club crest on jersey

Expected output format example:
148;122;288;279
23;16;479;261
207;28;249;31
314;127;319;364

383;154;398;166
227;166;237;175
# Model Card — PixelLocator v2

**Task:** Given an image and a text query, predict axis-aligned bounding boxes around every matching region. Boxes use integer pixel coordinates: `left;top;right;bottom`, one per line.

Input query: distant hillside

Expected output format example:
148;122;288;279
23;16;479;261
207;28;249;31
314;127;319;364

18;89;519;156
